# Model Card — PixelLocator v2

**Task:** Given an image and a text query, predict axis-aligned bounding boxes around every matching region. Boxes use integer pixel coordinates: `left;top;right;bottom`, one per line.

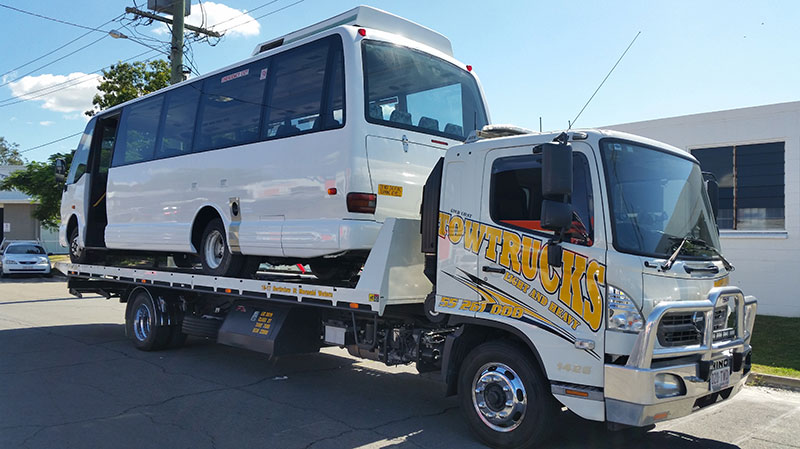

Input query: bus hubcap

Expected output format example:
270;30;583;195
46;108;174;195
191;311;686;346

472;363;527;432
133;303;151;342
204;230;225;269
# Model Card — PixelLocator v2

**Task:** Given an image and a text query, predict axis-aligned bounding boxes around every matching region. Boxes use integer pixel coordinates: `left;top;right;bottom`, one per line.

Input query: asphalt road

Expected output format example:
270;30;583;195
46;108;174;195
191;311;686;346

1;276;799;449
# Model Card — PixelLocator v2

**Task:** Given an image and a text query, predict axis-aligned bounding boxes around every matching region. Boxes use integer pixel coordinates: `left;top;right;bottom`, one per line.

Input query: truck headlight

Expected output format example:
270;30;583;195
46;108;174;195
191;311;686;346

607;285;644;333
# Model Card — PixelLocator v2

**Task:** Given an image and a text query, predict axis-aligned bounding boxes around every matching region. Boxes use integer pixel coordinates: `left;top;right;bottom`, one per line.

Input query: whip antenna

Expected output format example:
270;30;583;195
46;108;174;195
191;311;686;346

569;31;641;130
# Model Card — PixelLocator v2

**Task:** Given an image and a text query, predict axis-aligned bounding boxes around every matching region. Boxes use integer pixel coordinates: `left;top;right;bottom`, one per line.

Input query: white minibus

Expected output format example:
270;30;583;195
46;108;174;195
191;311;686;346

59;6;490;279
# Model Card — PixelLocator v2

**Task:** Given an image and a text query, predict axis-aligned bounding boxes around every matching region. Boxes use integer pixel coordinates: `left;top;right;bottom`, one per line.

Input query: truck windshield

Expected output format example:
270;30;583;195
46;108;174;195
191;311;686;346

363;40;488;141
600;139;721;259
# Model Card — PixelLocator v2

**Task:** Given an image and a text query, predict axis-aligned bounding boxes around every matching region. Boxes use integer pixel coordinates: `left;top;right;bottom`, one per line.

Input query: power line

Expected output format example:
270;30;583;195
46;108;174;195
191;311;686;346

0;34;109;89
19;132;82;155
207;0;280;29
0;3;113;34
0;50;159;107
225;0;305;32
0;14;124;79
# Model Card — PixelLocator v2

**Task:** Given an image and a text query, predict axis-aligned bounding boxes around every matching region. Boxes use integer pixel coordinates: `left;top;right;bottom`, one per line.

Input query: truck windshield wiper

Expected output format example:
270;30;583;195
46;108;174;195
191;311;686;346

662;236;734;272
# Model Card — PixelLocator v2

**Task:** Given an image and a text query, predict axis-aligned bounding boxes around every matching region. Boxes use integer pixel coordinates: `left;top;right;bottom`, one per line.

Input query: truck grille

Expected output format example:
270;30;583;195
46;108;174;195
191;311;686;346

657;306;737;347
657;312;702;347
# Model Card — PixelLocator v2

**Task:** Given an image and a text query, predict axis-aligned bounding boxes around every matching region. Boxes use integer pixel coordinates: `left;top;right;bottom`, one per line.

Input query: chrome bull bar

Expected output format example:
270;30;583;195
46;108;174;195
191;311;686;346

605;287;758;427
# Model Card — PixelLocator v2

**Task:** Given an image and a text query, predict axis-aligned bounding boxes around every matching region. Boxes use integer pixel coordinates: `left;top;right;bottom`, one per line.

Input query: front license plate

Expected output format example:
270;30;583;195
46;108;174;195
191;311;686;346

710;359;731;392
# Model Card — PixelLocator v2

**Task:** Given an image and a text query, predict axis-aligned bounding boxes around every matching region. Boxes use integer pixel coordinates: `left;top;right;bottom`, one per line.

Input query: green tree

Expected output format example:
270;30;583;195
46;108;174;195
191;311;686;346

85;59;170;117
0;137;25;165
0;152;72;229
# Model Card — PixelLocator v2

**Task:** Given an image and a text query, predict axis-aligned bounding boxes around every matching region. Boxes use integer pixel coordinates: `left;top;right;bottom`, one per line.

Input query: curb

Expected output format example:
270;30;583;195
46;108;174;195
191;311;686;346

747;372;800;392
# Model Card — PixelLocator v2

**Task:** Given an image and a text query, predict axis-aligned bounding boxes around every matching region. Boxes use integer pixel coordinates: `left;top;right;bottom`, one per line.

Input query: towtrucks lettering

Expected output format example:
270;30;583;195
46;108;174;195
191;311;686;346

440;212;605;332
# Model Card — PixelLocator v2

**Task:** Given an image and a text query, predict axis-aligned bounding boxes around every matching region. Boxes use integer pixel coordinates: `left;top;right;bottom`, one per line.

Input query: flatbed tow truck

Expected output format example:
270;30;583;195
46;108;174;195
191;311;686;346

57;128;757;449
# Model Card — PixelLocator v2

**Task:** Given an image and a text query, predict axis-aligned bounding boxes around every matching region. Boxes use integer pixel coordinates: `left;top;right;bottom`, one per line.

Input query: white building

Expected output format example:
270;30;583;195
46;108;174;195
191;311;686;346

609;101;798;317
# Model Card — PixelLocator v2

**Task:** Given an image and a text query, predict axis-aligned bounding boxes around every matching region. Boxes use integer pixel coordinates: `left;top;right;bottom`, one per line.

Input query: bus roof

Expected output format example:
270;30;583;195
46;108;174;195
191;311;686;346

251;5;453;57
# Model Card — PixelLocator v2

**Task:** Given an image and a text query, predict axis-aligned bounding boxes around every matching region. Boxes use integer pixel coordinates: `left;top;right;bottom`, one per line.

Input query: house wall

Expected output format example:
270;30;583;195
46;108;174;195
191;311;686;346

1;203;39;241
609;101;800;317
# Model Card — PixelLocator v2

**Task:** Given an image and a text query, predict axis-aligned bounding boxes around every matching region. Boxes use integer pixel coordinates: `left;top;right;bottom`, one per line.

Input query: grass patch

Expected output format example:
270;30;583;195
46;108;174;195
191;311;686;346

750;315;800;379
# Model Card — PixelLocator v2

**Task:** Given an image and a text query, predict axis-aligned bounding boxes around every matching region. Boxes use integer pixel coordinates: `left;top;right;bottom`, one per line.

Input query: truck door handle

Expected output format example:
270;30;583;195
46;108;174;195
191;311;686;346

684;265;720;274
482;266;505;274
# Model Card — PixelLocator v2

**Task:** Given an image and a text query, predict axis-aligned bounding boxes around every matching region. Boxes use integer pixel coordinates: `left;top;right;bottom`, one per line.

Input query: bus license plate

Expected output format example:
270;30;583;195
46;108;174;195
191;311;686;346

709;358;731;392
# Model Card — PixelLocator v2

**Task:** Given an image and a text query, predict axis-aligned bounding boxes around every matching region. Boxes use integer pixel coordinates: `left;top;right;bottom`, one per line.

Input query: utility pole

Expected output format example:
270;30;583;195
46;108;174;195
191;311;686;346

125;2;222;84
170;0;185;84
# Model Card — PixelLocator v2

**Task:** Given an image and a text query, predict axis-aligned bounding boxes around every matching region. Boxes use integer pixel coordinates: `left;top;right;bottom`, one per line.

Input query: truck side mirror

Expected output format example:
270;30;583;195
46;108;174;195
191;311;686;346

705;178;719;219
541;200;572;231
54;158;67;183
541;142;573;197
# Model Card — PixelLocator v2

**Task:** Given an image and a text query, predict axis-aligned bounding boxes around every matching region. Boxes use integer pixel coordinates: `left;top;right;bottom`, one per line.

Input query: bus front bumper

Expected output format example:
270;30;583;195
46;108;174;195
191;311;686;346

604;287;757;427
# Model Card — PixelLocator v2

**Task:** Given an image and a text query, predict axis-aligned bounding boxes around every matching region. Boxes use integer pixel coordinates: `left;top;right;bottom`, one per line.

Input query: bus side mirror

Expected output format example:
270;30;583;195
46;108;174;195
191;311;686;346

54;158;67;183
541;142;573;197
705;178;719;219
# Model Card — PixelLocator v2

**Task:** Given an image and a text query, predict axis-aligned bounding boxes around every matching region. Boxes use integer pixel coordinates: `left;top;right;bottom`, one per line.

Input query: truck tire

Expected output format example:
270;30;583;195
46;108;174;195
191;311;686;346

458;340;555;449
126;290;171;351
199;218;243;277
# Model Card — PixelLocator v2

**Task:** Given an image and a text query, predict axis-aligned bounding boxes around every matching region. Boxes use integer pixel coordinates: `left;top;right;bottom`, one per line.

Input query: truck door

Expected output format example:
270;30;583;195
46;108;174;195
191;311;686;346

475;143;606;388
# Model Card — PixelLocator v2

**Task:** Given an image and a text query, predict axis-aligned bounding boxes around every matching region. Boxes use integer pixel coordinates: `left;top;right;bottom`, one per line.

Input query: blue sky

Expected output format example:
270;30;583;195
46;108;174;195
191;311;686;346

1;0;797;162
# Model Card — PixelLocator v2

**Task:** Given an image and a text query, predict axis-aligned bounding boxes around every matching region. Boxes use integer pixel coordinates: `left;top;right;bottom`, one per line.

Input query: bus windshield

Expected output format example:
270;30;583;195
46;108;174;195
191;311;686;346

600;139;722;260
363;40;488;141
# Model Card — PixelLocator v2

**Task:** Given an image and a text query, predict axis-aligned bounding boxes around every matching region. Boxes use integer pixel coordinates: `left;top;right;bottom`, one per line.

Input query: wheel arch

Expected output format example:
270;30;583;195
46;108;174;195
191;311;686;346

66;214;81;245
441;317;549;397
190;204;226;253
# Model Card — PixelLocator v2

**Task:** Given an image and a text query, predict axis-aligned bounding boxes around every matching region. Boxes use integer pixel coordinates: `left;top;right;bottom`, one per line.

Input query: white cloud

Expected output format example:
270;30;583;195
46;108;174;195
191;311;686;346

39;121;55;126
8;72;101;113
62;112;89;121
153;1;260;38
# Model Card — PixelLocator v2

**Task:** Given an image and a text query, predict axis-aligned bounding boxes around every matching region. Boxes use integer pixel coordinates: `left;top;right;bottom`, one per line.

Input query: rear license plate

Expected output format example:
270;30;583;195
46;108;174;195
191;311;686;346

709;357;731;392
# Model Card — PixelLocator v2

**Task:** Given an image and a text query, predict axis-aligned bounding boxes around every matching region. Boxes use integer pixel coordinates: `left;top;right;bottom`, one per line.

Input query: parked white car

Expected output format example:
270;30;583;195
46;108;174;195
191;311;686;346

0;242;51;276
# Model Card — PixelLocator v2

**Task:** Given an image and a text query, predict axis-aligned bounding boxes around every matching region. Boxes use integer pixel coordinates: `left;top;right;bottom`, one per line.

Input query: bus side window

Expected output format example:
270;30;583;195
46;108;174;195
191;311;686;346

156;84;201;159
66;118;95;184
112;95;164;167
263;38;331;138
322;37;345;129
195;61;267;152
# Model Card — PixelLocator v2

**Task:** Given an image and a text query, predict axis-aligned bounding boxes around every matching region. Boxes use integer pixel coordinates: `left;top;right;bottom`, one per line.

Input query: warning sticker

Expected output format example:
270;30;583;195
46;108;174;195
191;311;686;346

260;68;268;80
378;184;403;197
221;68;250;83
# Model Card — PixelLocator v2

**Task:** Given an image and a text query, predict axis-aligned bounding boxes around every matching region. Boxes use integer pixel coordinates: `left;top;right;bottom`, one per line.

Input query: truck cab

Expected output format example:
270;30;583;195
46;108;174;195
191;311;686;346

429;127;756;443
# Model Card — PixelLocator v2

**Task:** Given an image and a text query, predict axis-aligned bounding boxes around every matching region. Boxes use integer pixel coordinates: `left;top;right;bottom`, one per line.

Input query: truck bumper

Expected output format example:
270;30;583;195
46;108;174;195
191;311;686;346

604;287;757;427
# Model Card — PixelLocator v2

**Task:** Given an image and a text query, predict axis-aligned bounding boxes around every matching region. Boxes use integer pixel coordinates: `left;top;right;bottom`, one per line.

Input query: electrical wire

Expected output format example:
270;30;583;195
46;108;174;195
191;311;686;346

19;132;82;155
0;14;124;79
0;3;114;34
0;34;109;89
0;50;160;107
208;0;280;29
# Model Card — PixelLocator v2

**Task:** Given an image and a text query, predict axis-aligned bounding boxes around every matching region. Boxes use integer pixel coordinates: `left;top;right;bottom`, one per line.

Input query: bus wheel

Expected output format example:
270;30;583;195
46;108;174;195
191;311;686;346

458;340;555;449
126;289;170;351
69;227;88;264
199;218;243;277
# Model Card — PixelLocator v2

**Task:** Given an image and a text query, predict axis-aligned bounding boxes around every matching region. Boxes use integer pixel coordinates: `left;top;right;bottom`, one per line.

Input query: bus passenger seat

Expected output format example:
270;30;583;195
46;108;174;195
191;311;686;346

369;104;383;120
389;110;412;125
444;123;463;137
418;116;439;131
276;122;301;137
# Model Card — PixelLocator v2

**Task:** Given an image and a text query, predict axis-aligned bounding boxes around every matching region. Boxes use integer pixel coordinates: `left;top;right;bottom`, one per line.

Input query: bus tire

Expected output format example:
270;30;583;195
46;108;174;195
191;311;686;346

199;218;243;277
458;340;555;449
126;290;171;351
68;226;88;264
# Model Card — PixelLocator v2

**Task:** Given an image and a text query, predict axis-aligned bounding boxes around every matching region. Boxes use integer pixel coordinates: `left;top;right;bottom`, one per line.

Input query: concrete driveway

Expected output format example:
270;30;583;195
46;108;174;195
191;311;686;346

1;277;798;449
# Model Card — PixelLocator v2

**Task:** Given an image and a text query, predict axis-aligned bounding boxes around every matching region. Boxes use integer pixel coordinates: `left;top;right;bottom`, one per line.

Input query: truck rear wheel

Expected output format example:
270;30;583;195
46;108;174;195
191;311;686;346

199;218;243;277
126;289;171;351
458;340;555;449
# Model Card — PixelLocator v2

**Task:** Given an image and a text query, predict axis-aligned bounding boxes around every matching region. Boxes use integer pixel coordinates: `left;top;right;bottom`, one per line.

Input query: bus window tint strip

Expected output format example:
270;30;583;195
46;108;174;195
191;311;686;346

362;40;487;141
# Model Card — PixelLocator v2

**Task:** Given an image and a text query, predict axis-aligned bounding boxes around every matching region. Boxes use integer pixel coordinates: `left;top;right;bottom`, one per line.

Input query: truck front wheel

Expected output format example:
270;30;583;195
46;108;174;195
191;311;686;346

458;340;555;449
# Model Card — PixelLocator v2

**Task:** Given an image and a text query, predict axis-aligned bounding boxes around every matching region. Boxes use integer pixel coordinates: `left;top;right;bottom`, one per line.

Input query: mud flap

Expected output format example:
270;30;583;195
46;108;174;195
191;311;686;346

217;302;321;357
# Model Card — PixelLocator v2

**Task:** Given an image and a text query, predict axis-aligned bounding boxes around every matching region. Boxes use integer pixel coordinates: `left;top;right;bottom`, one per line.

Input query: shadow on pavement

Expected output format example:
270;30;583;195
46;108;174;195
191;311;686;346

0;323;741;449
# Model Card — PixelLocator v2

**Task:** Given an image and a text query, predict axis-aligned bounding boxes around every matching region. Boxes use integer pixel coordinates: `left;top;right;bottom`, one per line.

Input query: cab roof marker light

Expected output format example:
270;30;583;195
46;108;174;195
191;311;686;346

358;28;366;36
466;65;472;72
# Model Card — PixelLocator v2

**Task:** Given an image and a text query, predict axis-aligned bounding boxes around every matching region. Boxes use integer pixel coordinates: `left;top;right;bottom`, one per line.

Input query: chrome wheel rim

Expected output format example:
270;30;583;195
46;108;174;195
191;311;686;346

133;303;151;342
204;230;225;270
472;362;527;432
